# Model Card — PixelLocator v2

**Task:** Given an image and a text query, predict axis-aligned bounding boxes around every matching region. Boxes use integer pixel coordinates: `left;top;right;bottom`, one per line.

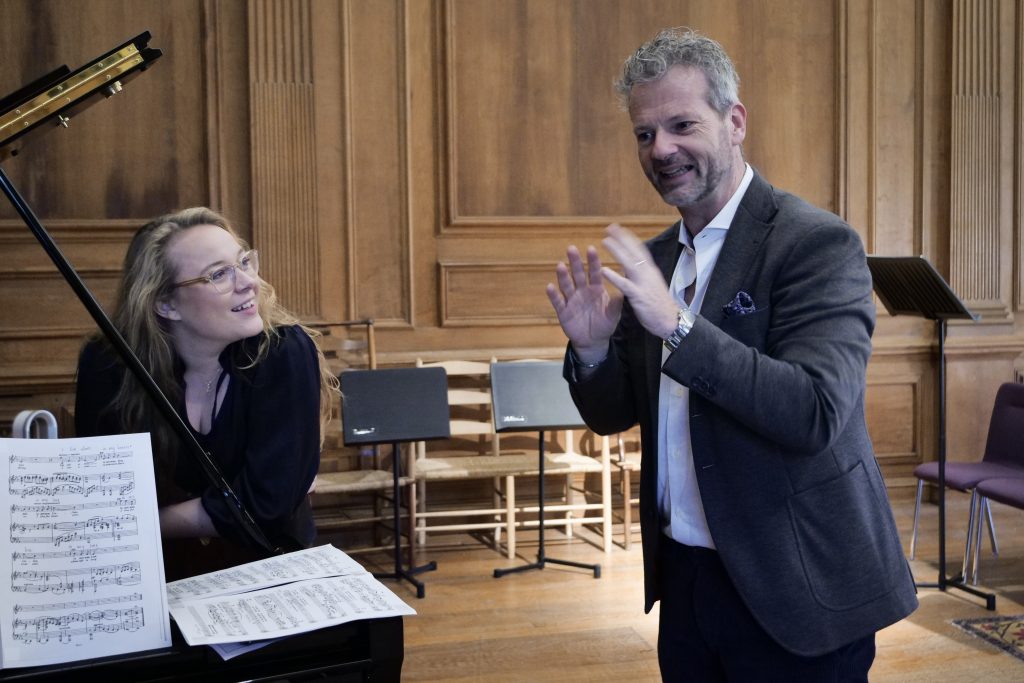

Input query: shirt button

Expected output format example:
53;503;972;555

673;385;684;397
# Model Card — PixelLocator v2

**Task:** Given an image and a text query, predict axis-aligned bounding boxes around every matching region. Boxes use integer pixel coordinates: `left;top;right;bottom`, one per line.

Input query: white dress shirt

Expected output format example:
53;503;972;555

657;163;754;548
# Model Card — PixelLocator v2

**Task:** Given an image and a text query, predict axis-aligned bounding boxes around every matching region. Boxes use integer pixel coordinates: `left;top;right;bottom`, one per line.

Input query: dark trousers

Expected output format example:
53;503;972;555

656;535;875;682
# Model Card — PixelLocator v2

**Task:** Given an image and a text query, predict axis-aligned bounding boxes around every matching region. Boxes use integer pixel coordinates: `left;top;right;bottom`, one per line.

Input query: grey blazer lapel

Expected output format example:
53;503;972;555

702;173;777;328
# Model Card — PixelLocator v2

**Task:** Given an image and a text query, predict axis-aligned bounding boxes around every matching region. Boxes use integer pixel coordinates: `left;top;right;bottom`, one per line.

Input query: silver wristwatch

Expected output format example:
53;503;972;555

663;307;696;351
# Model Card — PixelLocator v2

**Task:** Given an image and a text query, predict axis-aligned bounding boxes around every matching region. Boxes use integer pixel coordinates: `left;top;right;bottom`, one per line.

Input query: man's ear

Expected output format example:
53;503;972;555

155;298;182;321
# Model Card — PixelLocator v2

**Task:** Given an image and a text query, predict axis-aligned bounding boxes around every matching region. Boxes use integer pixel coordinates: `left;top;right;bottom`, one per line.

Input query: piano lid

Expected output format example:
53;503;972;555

0;32;162;161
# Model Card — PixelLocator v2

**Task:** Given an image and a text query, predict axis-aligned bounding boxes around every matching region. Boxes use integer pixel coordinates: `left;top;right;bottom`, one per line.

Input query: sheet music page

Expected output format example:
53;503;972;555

0;434;171;669
170;573;415;646
166;543;366;606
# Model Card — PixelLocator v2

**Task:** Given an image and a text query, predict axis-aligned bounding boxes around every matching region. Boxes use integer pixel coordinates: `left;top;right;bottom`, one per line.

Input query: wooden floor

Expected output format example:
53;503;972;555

331;493;1024;681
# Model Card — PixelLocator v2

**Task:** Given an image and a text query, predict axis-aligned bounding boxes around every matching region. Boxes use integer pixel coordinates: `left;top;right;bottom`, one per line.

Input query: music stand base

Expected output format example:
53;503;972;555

376;561;437;600
494;554;600;579
915;577;996;610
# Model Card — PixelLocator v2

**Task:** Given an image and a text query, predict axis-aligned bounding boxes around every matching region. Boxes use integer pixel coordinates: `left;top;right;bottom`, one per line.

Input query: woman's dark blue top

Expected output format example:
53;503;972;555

74;325;321;552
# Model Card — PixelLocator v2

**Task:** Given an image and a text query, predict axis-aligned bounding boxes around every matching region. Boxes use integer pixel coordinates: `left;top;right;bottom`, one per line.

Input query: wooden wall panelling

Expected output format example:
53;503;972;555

249;0;322;319
345;0;411;328
1018;0;1024;316
865;363;930;494
949;0;1015;323
0;2;211;418
838;0;927;262
203;0;254;233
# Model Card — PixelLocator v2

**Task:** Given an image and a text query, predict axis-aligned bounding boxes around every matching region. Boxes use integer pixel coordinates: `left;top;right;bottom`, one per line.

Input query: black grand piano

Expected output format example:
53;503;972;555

0;33;404;683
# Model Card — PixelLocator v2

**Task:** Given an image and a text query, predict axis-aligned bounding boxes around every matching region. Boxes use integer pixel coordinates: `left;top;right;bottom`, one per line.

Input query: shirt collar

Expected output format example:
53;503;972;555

679;163;754;247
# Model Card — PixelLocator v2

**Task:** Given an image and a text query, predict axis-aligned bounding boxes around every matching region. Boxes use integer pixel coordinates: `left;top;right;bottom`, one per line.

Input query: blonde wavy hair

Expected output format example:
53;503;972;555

104;207;339;458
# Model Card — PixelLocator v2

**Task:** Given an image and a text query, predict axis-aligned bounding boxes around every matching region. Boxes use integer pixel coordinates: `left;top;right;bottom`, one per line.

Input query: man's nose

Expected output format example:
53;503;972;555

651;129;676;160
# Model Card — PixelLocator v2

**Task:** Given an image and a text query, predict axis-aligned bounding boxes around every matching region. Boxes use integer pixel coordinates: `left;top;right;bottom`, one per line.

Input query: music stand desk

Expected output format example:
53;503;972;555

340;367;450;598
489;361;600;579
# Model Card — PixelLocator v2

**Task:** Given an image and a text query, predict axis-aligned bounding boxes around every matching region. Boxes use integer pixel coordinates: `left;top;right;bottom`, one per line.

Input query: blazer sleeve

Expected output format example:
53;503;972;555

564;303;645;436
200;327;321;542
664;217;874;455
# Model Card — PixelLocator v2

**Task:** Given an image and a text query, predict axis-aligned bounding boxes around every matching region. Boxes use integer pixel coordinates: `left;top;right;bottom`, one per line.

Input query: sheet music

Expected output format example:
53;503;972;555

169;573;415;646
166;543;366;606
0;434;171;669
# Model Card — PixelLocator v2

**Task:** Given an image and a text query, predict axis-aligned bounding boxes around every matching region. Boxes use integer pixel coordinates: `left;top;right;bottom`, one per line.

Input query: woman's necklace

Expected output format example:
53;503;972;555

203;367;223;395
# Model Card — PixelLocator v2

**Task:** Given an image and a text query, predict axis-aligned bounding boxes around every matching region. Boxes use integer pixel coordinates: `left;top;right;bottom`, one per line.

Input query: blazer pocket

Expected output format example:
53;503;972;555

787;462;902;611
720;305;771;349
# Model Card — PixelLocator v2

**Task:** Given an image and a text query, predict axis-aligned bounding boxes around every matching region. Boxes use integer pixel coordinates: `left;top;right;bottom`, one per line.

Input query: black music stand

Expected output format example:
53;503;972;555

867;255;993;609
490;361;601;579
339;367;450;598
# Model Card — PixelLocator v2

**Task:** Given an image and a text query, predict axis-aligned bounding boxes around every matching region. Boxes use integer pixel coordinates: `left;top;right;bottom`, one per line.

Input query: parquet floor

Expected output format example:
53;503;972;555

332;493;1024;681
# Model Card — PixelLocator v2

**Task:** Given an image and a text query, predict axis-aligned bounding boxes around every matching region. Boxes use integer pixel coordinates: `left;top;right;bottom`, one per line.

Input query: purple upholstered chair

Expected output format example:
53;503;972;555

970;477;1024;583
909;382;1024;580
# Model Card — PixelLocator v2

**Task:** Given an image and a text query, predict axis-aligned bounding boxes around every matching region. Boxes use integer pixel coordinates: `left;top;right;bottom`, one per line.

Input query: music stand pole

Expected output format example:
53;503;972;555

494;430;600;578
375;440;436;599
866;256;994;608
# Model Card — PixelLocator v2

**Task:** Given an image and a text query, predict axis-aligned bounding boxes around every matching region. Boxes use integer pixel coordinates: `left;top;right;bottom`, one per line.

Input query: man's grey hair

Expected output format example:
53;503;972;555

614;27;740;114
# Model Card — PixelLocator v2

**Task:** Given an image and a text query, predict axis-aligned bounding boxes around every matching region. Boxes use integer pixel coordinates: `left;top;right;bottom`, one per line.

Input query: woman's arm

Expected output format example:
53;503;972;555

160;498;219;538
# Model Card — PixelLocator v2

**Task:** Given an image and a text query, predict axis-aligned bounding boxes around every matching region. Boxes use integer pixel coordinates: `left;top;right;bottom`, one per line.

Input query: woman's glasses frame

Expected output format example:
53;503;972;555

171;250;259;295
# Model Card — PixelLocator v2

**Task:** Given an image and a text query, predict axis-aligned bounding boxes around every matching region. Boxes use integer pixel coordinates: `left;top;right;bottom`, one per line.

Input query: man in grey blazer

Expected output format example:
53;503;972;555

547;28;917;681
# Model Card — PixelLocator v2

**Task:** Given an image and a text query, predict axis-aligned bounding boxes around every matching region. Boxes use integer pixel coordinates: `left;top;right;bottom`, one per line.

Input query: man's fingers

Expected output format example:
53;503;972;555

567;245;589;290
545;282;565;313
604;223;651;270
585;246;604;287
601;266;632;297
554;261;574;296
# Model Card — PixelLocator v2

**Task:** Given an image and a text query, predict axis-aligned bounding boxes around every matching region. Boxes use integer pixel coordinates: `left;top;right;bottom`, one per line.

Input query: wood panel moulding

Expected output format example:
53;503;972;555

249;0;321;319
949;0;1014;323
439;262;557;327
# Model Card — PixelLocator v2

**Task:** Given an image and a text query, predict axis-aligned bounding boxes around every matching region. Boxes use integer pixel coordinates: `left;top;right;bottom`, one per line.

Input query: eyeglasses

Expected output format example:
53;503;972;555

172;250;259;294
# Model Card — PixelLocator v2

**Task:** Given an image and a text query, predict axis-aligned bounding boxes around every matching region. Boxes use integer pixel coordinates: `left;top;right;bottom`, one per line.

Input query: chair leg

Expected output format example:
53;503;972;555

601;450;612;555
909;479;923;560
416;480;427;547
407;479;418;564
961;490;979;582
505;474;516;560
984;497;999;557
971;494;985;585
623;468;633;551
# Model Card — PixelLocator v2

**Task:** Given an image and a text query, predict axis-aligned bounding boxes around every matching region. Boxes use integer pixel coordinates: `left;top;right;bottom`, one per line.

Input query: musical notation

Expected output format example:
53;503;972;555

1;433;170;664
9;470;135;498
9;449;126;469
11;605;145;644
12;543;140;563
12;561;141;594
10;514;138;546
14;592;143;612
11;498;136;517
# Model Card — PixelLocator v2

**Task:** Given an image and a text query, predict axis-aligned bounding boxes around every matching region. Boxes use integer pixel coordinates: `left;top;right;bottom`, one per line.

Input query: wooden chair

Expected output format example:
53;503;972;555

310;320;418;557
610;431;642;550
412;359;614;558
491;359;613;555
413;358;526;557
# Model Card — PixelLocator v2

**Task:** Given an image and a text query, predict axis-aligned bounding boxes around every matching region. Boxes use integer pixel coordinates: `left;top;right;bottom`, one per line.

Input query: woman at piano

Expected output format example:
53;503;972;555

74;207;338;578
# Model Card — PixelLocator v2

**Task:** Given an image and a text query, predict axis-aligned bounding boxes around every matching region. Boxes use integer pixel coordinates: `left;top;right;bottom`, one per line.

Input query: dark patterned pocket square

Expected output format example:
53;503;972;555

723;291;756;317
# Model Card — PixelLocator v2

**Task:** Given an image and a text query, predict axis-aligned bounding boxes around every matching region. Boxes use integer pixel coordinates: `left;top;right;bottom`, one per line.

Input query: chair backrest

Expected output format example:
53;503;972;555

318;319;377;373
984;382;1024;465
415;358;499;457
12;409;59;438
